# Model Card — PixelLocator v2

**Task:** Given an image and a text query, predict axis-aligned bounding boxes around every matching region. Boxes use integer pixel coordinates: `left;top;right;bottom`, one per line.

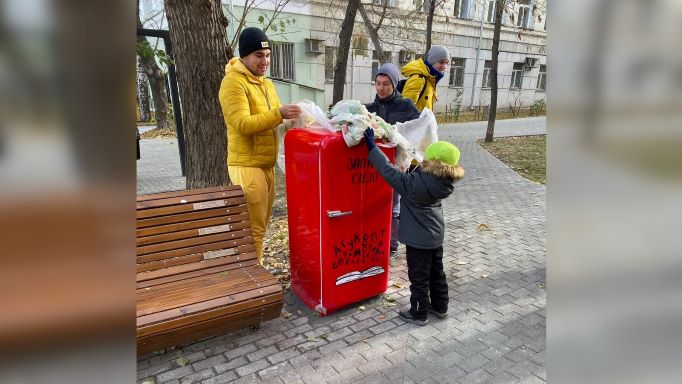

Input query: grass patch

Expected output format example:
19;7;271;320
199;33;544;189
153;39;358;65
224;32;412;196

436;107;545;124
478;135;546;185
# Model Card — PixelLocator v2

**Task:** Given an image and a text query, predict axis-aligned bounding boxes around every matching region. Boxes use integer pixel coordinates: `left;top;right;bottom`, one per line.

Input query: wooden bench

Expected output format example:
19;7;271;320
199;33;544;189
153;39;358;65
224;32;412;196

136;186;283;355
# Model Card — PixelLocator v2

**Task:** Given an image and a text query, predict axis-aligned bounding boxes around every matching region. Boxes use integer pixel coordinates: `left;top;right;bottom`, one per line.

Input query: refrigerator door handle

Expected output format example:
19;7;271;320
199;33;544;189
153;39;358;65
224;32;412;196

327;210;353;218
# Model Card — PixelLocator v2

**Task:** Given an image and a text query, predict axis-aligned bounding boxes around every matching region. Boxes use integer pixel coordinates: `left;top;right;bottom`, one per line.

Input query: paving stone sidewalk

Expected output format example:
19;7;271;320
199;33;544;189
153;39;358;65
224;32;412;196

137;117;546;384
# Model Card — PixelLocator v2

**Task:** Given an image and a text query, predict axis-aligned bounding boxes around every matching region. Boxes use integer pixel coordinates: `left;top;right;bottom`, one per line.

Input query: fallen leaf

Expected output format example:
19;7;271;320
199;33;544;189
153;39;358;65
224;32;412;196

537;283;545;288
384;302;397;307
281;310;292;319
306;336;320;342
464;309;471;315
175;357;189;367
481;274;489;278
457;261;469;265
477;223;491;231
141;379;156;384
384;295;396;303
358;305;366;311
392;282;404;288
319;333;329;341
377;314;386;320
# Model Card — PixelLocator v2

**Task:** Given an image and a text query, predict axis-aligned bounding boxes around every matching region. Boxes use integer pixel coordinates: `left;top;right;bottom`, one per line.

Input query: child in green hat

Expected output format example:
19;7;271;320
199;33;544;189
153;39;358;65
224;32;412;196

363;128;464;325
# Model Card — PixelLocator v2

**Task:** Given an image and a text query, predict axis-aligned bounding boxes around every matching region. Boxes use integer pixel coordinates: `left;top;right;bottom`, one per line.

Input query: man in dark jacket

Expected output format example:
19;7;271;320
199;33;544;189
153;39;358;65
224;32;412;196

365;63;421;125
365;63;420;259
363;128;465;325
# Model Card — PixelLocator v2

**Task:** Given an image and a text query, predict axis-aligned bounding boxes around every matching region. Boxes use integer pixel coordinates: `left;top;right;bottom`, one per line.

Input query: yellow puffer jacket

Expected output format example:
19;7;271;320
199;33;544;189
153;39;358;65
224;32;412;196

400;58;437;112
219;57;283;168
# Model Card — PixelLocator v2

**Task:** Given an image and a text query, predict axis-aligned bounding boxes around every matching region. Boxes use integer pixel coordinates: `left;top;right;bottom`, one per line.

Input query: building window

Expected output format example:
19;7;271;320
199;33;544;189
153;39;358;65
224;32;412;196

454;0;470;19
536;64;546;90
372;51;393;81
449;58;465;87
517;0;532;29
416;0;431;13
373;0;396;7
486;0;496;23
482;60;493;88
510;62;524;89
270;42;295;81
325;46;337;81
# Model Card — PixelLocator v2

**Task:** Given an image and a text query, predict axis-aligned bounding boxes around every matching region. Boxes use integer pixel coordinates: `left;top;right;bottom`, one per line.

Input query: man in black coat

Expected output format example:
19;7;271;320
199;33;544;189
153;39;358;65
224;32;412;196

365;63;421;259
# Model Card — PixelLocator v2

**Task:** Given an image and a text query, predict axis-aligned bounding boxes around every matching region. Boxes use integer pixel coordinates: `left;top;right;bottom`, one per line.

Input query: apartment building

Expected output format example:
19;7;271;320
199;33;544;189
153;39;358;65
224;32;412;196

141;0;547;112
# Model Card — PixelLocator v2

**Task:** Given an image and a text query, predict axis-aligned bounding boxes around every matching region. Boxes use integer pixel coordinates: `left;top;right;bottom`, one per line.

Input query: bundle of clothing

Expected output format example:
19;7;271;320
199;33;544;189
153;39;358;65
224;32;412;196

285;99;438;171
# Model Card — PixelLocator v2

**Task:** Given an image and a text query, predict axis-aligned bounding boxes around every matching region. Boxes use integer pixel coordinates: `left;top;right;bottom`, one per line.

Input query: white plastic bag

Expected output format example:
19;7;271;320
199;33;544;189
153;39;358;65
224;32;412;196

275;123;287;174
393;108;439;170
293;100;334;131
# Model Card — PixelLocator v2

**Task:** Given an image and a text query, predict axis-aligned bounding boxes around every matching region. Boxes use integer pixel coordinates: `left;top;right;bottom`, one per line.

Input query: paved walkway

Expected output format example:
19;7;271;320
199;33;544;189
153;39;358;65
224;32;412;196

136;117;546;384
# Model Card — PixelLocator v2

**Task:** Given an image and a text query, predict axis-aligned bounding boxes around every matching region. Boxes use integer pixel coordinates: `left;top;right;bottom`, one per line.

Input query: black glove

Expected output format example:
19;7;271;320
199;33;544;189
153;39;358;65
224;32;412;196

363;128;376;151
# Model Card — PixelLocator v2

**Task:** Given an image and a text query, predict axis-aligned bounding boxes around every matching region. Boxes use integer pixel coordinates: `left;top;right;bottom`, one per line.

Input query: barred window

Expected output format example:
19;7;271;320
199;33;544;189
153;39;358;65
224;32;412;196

449;57;465;87
517;0;532;28
454;0;470;19
270;42;295;81
536;64;546;90
325;46;337;81
510;62;524;89
482;60;493;88
486;0;496;23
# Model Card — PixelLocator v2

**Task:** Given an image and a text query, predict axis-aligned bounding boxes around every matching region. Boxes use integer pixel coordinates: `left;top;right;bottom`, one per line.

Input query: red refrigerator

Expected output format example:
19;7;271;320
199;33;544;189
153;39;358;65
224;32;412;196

284;129;395;316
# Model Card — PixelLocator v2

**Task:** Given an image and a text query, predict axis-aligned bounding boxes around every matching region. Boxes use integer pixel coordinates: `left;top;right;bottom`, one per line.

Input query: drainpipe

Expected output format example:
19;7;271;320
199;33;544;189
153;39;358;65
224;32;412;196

469;0;486;110
350;49;355;99
229;0;235;50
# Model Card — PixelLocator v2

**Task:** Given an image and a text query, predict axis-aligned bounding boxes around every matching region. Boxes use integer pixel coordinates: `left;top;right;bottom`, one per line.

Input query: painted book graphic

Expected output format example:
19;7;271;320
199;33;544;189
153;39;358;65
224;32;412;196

335;266;385;286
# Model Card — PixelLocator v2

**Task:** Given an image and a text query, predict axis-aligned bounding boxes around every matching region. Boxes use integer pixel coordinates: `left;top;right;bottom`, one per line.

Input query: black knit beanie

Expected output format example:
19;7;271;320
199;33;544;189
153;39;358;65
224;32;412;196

239;27;270;58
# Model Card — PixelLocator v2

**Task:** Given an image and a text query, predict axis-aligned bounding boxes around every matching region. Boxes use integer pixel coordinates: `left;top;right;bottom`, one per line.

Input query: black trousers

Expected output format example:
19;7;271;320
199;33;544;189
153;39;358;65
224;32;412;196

406;245;449;320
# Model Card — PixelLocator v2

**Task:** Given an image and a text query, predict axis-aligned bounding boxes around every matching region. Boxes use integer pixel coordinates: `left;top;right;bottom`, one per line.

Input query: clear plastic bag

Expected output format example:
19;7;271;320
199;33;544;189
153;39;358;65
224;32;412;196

292;100;334;131
393;108;439;170
275;123;287;174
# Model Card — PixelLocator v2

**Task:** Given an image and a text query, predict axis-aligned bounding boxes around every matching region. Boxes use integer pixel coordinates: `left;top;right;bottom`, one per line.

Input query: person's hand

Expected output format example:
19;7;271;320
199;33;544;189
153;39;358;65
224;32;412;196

279;104;301;119
363;128;376;151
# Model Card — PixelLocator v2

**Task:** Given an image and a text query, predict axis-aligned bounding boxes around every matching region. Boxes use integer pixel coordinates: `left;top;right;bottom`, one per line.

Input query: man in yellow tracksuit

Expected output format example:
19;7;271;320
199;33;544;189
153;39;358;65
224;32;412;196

219;27;301;264
400;45;450;112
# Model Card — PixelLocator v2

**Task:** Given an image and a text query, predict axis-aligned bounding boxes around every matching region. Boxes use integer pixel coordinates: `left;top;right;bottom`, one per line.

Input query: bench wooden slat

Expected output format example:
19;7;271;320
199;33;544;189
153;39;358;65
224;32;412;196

138;279;281;326
137;261;253;290
137;290;282;333
138;262;265;294
137;200;247;229
136;244;254;273
137;250;257;282
137;267;275;315
136;218;251;247
136;209;249;238
136;228;252;256
137;197;247;220
136;302;282;355
136;236;254;264
136;185;242;202
137;189;245;211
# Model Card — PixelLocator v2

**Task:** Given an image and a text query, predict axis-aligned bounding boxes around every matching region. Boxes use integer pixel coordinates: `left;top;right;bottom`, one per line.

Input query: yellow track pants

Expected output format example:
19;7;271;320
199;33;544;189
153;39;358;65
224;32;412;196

227;166;275;265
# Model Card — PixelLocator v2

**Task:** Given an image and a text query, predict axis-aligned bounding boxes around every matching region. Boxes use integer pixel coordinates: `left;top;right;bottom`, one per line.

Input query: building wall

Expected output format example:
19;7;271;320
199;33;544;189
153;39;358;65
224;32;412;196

143;0;546;113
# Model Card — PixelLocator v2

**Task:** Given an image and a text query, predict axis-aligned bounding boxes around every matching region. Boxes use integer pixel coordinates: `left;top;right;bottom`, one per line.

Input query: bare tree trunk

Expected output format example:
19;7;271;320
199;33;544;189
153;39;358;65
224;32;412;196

485;0;504;142
333;0;360;105
137;11;173;132
358;3;383;59
136;55;151;122
425;0;436;53
166;0;230;188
